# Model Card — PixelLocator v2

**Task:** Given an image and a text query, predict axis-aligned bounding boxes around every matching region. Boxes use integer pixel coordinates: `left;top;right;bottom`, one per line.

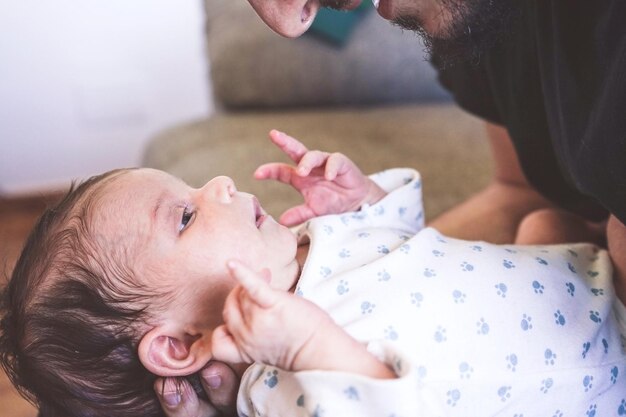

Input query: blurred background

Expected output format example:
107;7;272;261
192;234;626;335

0;0;211;195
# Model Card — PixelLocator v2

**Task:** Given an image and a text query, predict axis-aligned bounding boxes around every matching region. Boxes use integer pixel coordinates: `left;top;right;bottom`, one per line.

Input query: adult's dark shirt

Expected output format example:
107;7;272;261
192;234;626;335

432;0;626;225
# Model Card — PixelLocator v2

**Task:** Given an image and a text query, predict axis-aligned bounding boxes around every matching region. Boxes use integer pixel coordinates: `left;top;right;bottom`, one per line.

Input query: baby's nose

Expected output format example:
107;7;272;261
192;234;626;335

202;176;237;202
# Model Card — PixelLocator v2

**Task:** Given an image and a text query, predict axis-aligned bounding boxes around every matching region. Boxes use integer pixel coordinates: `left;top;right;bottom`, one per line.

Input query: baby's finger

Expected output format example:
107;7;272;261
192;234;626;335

269;130;309;163
210;325;246;365
324;152;352;181
254;162;296;185
297;150;330;176
227;261;277;308
279;204;317;227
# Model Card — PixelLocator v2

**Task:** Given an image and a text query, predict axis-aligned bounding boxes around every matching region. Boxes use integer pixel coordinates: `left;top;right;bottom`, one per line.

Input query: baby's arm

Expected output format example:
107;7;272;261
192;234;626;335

211;261;395;379
255;130;387;226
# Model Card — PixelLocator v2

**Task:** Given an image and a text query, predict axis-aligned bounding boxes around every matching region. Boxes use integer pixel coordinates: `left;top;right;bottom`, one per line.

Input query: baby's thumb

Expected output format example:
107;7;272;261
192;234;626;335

211;325;245;364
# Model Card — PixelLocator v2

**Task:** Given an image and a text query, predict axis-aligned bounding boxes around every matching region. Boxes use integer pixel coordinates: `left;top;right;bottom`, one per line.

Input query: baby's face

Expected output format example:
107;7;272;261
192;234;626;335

95;168;299;330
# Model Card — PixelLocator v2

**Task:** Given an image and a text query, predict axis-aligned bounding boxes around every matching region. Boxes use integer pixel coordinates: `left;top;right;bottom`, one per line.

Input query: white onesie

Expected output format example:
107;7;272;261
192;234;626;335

238;168;626;417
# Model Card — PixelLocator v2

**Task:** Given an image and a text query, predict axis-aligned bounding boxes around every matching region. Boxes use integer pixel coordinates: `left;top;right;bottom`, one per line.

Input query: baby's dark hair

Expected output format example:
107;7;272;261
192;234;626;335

0;169;171;417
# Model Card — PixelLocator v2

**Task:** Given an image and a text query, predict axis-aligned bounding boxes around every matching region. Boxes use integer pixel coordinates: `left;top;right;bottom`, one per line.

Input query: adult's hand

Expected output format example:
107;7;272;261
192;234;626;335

155;361;239;417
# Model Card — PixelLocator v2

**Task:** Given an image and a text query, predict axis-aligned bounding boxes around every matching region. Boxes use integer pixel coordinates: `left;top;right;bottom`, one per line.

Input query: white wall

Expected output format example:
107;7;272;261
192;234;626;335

0;0;212;195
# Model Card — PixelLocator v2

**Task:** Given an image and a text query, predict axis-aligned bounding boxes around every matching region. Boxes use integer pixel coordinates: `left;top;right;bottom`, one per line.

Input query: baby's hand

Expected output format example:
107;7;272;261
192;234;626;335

254;130;387;226
211;261;332;371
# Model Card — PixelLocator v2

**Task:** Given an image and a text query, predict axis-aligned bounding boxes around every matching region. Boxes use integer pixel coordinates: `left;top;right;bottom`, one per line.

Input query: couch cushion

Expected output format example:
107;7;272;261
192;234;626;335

143;104;491;220
204;0;450;109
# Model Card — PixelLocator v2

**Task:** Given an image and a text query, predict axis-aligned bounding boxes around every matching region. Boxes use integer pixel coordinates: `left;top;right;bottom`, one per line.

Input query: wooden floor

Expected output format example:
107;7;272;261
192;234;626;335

0;193;64;417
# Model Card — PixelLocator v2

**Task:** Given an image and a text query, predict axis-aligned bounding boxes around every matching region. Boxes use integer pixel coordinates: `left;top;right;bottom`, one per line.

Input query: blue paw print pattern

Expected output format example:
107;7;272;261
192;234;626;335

357;231;370;238
434;326;447;343
470;245;483;252
497;386;512;402
619;399;626;415
377;245;390;254
495;283;508;298
384;325;399;341
377;269;391;282
582;342;591;359
520;314;533;331
423;268;437;278
567;249;579;257
566;282;575;296
503;259;516;269
610;366;619;384
504;248;517;254
360;301;376;314
432;249;445;257
506;354;518;372
476;318;490;335
591;288;604;296
533;280;545;294
410;292;424;308
602;338;609;353
452;289;466;304
446;389;461;407
351;211;367;221
552;410;563;417
398;206;407;216
436;235;447;244
417;366;428;380
568;262;577;273
338;248;351;258
373;205;385;216
544;348;557;365
589;310;602;324
536;257;549;265
343;386;359;400
264;370;279;388
312;404;324;417
400;243;411;253
320;266;332;278
336;280;350;295
554;310;566;326
459;362;473;379
461;261;474;272
540;378;553;394
583;375;594;392
587;270;599;278
296;394;305;407
323;225;334;235
586;404;597;417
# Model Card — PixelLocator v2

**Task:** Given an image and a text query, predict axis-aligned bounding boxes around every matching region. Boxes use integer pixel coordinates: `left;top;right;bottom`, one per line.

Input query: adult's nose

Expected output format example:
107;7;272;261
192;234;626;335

246;0;320;38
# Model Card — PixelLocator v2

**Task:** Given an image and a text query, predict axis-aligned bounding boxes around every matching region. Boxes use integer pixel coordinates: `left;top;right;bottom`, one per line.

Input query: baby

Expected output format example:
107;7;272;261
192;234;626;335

1;131;625;417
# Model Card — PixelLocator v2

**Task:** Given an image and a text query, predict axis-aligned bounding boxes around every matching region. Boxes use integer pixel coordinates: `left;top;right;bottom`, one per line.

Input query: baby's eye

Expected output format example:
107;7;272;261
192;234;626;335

179;207;195;232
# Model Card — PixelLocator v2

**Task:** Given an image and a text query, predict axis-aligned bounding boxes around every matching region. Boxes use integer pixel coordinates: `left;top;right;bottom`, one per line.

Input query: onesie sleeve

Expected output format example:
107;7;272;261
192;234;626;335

237;342;438;417
360;168;425;234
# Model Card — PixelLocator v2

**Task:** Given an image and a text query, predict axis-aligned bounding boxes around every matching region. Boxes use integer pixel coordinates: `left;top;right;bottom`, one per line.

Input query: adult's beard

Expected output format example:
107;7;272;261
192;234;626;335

320;0;355;9
393;0;520;67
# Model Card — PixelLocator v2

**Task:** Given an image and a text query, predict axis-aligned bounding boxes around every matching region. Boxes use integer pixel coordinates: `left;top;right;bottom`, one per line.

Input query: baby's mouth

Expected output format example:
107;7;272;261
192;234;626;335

253;197;266;228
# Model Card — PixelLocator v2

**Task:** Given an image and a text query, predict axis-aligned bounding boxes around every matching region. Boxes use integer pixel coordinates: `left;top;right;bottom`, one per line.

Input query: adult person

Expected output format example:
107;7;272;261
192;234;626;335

155;1;626;416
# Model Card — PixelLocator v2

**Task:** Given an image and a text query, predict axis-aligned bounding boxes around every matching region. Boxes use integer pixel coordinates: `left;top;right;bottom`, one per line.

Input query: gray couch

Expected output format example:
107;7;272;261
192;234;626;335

143;0;492;221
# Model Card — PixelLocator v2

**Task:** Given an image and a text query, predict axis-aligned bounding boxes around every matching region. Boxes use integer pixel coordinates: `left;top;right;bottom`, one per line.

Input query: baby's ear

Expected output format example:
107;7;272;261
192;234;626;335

138;325;212;377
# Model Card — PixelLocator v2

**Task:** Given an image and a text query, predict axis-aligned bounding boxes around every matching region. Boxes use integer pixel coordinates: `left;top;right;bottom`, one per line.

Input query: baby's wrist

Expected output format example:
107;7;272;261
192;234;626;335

360;180;387;208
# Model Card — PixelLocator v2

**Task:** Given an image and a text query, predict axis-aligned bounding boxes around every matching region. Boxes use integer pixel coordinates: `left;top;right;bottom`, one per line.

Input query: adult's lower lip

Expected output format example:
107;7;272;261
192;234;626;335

375;0;393;20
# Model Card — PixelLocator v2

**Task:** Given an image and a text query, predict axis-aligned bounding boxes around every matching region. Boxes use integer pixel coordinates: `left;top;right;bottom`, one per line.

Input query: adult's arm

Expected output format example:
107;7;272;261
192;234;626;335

155;362;239;417
608;215;626;305
428;122;555;243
